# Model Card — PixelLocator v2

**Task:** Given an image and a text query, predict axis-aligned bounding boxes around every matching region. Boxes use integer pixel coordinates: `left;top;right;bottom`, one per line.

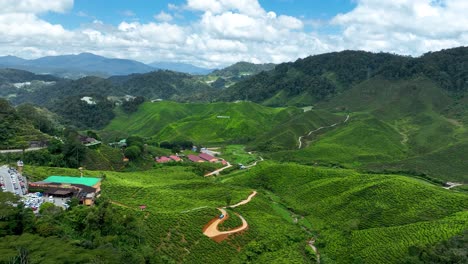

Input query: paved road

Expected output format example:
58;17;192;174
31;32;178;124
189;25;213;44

0;165;26;196
0;147;46;154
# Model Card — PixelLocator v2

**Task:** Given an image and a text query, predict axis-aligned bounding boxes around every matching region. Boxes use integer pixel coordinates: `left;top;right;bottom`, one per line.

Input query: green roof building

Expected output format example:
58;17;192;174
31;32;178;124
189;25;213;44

43;176;101;187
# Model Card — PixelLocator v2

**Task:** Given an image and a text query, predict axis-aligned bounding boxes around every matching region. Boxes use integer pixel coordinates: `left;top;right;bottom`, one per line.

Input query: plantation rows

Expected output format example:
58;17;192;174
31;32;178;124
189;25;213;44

351;211;468;263
101;167;251;213
222;162;468;263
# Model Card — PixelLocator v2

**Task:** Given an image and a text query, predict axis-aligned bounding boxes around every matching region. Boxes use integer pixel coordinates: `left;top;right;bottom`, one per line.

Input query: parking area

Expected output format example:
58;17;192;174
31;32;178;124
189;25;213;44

21;193;70;212
0;165;27;196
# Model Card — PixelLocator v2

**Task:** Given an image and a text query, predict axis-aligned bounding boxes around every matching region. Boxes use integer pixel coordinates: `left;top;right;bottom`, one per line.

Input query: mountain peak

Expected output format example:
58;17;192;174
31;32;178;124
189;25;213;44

149;61;213;75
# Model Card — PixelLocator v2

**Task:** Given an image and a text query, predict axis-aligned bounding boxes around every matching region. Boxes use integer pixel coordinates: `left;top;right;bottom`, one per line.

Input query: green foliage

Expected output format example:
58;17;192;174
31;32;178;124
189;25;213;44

61;132;87;168
109;70;217;101
222;47;468;105
124;145;141;161
105;101;340;150
0;234;120;263
50;95;115;129
403;230;468;264
0;99;49;149
224;162;468;263
16;103;57;134
274;116;407;166
121;96;145;113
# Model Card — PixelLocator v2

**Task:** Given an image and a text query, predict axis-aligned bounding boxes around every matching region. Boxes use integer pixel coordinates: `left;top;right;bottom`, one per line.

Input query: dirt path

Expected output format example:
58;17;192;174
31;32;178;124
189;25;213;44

110;200;133;209
205;161;232;176
298;114;350;149
444;182;463;190
244;156;264;169
202;191;257;241
308;238;321;263
229;191;257;208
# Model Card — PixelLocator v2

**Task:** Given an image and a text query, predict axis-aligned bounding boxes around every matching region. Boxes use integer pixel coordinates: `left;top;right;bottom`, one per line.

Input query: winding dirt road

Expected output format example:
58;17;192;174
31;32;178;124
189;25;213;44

244;156;264;169
204;161;232;176
202;191;257;242
298;114;350;149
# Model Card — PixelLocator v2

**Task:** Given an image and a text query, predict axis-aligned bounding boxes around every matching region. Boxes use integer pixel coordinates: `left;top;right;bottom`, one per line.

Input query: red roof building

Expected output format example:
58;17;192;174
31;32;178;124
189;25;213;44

188;154;204;163
199;153;217;162
156;156;172;163
169;155;181;162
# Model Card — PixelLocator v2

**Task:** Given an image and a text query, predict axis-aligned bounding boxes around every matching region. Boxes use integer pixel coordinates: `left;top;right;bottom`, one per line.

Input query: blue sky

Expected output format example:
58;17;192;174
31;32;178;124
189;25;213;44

42;0;356;32
1;0;467;67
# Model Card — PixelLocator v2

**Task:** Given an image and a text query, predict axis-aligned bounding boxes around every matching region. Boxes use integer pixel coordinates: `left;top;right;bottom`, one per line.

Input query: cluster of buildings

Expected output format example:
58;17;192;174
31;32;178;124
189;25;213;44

29;176;102;206
156;152;228;165
187;153;218;163
155;155;182;163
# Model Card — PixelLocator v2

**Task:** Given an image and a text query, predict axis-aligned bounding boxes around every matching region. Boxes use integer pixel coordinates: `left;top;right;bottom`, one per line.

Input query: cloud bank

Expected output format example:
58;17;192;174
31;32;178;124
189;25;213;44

0;0;467;67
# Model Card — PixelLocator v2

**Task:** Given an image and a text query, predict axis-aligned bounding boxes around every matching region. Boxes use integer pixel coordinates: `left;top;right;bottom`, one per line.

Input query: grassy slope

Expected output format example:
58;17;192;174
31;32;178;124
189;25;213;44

222;162;468;263
81;145;126;171
271;114;407;166
24;166;315;263
253;109;343;149
269;77;468;182
21;159;467;263
104;101;343;149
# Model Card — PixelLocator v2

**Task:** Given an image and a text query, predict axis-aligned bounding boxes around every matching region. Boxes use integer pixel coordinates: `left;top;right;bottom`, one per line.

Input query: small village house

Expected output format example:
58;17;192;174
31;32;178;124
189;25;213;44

199;153;218;162
169;155;182;162
156;156;172;163
188;154;204;163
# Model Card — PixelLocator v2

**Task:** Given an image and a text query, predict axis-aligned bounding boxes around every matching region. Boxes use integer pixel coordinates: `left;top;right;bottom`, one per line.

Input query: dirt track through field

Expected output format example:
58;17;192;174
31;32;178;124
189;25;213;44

298;114;350;149
202;191;257;242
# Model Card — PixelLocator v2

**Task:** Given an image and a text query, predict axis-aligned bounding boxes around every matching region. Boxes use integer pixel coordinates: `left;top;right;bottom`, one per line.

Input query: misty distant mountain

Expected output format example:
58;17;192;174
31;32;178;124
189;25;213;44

0;55;28;65
0;53;155;78
149;61;213;75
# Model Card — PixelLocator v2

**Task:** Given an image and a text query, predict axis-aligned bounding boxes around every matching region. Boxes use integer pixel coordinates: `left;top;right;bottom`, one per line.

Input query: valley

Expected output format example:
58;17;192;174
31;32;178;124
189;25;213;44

1;47;468;263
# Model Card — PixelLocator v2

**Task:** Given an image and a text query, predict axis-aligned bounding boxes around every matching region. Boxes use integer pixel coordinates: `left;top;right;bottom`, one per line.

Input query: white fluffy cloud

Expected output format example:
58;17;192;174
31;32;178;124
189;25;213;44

0;0;73;14
186;0;264;17
154;11;173;22
1;0;468;68
0;0;74;58
332;0;468;54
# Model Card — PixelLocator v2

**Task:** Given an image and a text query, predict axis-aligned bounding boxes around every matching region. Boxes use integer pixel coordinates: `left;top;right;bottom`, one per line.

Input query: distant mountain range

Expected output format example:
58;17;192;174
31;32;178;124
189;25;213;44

0;53;216;78
0;53;154;78
149;61;213;75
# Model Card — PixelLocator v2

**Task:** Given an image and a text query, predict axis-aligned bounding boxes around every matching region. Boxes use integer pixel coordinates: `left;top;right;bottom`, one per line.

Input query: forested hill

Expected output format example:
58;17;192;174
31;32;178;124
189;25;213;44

211;61;276;78
109;70;216;101
220;47;468;106
0;99;50;149
0;68;58;84
7;70;217;129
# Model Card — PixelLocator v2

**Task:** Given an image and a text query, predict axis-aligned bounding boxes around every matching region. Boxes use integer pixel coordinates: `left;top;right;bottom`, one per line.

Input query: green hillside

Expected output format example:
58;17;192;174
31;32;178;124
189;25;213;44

222;162;468;263
16;163;466;263
0;99;49;149
105;101;293;144
104;101;346;149
272;115;407;166
221;47;468;106
264;76;468;182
